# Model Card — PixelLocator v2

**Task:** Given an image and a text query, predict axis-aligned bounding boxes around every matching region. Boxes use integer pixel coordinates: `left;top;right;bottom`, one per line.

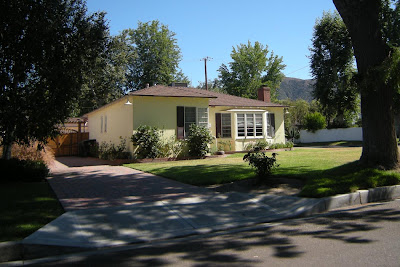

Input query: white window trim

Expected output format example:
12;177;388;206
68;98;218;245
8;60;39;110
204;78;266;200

235;112;267;139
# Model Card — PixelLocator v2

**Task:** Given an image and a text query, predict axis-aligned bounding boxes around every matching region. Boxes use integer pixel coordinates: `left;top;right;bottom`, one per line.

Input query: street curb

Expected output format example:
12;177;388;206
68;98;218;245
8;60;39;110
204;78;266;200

1;184;400;264
320;185;400;211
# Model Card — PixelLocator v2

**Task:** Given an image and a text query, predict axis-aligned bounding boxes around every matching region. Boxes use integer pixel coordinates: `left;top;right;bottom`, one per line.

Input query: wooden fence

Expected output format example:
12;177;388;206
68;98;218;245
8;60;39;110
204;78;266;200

48;132;89;157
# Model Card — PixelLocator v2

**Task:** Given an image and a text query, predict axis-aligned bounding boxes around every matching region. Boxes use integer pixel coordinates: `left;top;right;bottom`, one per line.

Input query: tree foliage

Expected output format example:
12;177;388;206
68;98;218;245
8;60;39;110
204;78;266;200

380;0;400;46
196;79;226;93
73;31;135;116
310;11;359;128
304;112;327;133
0;0;107;159
126;20;183;90
218;41;285;100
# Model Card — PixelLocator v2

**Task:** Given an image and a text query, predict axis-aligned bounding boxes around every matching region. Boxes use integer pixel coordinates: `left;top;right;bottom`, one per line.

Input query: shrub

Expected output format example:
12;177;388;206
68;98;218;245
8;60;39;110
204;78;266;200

254;140;269;150
269;142;294;150
0;141;54;166
98;137;128;160
286;127;300;142
304;112;326;133
187;124;213;157
245;140;269;151
131;126;161;159
243;151;279;182
158;136;187;159
0;158;49;183
244;142;256;151
217;139;233;152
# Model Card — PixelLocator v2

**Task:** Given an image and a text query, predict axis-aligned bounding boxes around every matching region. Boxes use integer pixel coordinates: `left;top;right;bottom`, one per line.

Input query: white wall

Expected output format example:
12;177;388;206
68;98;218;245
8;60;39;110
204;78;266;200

299;127;363;143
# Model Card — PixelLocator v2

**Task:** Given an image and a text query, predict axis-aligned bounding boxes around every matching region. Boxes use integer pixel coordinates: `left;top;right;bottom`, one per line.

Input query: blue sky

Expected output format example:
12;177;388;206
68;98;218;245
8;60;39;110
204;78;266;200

86;0;337;87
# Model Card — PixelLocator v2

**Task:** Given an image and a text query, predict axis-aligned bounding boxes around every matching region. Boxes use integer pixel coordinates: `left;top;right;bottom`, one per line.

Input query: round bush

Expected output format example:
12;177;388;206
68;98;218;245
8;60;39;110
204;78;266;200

304;112;327;132
187;124;213;157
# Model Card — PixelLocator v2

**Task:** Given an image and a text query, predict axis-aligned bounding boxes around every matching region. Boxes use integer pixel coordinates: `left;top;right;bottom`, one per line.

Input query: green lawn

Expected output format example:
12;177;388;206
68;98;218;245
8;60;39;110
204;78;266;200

126;147;400;198
0;182;64;242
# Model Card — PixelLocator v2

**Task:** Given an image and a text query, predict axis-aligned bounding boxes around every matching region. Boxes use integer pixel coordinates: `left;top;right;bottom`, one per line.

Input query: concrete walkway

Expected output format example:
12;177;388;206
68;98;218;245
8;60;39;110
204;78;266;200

22;157;325;249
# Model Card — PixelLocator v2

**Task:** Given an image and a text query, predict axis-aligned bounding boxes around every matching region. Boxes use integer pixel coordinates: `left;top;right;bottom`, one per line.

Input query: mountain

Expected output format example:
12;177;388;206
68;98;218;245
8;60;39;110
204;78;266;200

277;77;314;102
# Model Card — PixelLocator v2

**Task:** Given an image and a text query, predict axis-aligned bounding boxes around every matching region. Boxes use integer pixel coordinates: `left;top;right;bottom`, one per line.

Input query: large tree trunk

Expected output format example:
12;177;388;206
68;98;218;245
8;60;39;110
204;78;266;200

1;128;15;160
333;0;399;168
2;143;12;160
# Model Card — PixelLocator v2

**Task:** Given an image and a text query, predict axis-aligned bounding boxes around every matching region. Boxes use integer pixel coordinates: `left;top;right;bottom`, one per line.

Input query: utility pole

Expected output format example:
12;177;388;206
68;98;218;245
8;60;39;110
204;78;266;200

201;57;212;90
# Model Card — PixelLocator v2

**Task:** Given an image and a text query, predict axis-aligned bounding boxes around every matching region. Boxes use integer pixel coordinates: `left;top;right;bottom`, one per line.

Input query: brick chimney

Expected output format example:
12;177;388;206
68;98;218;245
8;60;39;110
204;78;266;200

258;86;271;103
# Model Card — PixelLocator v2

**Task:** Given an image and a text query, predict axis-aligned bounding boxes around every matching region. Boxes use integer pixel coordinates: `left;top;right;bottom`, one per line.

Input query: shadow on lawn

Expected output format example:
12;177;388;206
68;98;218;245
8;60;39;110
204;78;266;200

149;164;256;185
34;202;400;266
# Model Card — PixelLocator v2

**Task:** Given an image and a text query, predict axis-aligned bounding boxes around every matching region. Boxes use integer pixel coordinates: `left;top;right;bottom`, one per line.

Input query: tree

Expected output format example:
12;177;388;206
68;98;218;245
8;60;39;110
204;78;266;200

72;31;135;116
197;78;226;93
0;0;107;159
333;0;399;168
279;98;322;140
218;41;285;100
173;68;191;86
310;11;359;128
126;20;183;90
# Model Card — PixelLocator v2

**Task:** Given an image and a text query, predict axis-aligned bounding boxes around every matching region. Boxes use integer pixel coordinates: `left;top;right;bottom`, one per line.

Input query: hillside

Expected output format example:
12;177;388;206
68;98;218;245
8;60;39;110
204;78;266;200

277;77;314;102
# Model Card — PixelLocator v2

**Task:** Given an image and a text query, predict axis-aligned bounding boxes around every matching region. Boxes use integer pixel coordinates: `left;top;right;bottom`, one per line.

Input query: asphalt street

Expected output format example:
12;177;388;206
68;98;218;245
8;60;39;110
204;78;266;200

27;199;400;267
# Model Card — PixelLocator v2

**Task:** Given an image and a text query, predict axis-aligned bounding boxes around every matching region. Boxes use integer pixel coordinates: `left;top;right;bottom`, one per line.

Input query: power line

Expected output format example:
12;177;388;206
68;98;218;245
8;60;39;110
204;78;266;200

286;65;309;75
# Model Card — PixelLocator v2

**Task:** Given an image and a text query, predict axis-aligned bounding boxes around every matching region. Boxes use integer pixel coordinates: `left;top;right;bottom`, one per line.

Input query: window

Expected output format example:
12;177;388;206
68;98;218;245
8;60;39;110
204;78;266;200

184;107;196;135
104;115;107;133
177;106;209;139
197;108;208;128
266;113;275;138
216;113;231;138
236;113;263;138
100;116;103;133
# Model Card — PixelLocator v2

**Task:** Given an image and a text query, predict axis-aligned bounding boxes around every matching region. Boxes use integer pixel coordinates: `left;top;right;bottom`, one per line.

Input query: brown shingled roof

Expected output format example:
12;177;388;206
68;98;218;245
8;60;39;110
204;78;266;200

206;90;285;107
129;85;217;98
130;85;285;107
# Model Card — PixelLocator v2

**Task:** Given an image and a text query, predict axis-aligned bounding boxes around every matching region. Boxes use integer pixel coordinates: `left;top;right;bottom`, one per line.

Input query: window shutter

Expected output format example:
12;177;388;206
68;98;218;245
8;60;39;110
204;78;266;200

267;113;276;137
177;106;184;139
271;113;275;137
216;113;222;138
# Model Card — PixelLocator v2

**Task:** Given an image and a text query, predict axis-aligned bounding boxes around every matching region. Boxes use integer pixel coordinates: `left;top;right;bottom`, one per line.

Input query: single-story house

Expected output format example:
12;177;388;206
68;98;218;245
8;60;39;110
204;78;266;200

86;84;287;154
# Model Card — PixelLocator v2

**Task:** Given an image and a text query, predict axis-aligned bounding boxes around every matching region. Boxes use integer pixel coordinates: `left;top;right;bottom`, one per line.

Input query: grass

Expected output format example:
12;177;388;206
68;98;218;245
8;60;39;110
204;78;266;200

295;141;362;147
0;182;64;242
126;147;400;198
127;156;257;185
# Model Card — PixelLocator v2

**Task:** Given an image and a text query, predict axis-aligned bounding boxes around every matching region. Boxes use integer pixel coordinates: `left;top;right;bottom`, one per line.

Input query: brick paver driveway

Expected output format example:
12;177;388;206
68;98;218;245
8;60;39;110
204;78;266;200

48;157;210;211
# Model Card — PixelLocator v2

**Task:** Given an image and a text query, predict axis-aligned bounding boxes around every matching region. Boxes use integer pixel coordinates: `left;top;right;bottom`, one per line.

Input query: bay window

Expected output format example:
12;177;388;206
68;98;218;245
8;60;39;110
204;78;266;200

237;113;263;138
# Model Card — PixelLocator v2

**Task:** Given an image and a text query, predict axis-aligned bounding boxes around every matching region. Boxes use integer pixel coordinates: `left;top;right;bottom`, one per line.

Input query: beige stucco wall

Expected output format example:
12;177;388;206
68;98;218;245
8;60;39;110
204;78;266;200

209;106;285;151
88;97;134;152
131;96;209;140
